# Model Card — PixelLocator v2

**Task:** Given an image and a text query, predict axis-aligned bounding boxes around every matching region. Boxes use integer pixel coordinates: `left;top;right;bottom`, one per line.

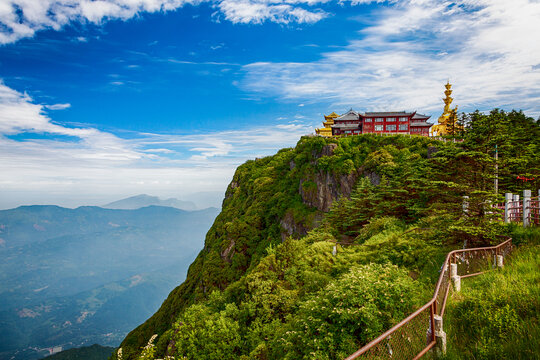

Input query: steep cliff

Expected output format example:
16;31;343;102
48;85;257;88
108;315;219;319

117;110;540;359
117;136;372;359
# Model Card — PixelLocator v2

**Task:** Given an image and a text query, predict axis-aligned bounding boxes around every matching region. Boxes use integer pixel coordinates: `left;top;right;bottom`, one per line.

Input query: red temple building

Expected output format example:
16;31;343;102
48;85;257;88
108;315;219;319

317;109;432;137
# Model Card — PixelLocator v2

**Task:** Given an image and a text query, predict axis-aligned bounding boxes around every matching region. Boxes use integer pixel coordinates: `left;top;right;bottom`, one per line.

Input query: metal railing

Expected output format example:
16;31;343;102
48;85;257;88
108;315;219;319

529;196;540;225
495;193;540;226
345;237;512;360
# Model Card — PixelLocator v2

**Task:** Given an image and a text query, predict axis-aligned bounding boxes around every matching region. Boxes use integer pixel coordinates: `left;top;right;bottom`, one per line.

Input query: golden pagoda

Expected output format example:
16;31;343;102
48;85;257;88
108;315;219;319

430;81;461;136
315;112;339;137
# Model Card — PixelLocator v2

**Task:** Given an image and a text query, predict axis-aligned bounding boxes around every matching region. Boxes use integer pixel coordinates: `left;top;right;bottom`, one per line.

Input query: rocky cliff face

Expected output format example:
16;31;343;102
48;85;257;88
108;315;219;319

280;210;312;241
299;171;359;212
281;143;360;239
297;144;359;212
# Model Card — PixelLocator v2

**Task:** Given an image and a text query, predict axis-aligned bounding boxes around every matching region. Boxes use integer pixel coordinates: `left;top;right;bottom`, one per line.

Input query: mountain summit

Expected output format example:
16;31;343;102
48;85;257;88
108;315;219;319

116;110;540;360
103;194;197;211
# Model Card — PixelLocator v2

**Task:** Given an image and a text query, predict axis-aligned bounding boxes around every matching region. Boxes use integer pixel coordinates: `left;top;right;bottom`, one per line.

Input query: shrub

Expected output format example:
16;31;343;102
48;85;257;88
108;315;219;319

273;263;418;359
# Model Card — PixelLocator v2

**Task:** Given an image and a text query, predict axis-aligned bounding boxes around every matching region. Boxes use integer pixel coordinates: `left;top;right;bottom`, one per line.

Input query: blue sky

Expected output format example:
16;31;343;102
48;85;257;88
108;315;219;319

0;0;539;209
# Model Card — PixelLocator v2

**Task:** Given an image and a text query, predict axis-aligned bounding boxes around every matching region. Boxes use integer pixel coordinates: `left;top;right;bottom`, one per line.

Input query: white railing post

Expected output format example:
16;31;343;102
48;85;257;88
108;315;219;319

450;263;461;291
513;194;520;222
523;190;531;227
462;196;469;215
504;193;512;223
496;255;504;268
433;315;447;356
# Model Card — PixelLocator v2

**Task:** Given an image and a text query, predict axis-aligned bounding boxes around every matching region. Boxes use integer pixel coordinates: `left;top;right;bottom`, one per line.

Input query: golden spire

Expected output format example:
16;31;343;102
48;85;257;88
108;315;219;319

430;81;461;136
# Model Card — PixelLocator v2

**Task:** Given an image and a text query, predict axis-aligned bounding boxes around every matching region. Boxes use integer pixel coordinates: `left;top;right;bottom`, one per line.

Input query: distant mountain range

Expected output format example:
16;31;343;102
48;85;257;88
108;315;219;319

0;205;219;360
103;194;197;211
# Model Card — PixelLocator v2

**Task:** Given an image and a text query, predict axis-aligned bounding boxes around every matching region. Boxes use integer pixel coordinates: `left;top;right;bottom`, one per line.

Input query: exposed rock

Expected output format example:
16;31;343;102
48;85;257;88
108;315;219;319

320;143;338;157
220;240;235;262
225;180;239;200
289;160;296;170
363;171;381;186
299;170;359;212
312;143;338;160
280;211;309;242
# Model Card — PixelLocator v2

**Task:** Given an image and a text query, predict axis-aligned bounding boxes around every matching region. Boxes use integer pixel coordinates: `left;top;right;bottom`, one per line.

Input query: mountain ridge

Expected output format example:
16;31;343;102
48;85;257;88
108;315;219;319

103;194;197;211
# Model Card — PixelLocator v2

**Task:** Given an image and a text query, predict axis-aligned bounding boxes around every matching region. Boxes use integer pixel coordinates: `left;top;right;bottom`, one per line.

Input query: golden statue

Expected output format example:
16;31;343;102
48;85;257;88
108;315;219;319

315;112;339;137
430;81;461;136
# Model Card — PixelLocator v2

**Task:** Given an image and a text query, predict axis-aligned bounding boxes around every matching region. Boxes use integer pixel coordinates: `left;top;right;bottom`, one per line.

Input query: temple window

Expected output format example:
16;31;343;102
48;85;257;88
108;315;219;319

375;117;384;122
399;117;408;121
374;125;383;131
386;124;396;131
399;124;408;130
365;118;372;122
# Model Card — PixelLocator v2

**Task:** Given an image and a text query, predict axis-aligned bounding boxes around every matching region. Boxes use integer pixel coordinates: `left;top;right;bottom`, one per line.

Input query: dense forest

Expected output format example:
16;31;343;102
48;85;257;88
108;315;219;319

117;110;540;360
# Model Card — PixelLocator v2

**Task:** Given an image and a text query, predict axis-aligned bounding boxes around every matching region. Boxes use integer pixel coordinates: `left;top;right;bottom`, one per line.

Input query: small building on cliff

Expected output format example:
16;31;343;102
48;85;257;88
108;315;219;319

316;109;432;137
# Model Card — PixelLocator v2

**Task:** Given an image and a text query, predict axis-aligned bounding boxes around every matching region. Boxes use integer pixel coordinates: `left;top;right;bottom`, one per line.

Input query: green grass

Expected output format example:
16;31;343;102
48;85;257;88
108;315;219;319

443;241;540;360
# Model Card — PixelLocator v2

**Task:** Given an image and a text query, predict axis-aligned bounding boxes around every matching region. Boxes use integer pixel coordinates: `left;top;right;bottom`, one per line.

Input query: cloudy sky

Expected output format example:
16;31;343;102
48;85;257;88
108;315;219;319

0;0;539;209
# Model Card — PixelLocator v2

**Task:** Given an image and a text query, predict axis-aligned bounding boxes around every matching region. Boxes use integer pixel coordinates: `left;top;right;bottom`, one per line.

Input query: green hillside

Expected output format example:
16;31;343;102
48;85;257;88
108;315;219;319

44;344;114;360
443;229;540;360
118;110;540;359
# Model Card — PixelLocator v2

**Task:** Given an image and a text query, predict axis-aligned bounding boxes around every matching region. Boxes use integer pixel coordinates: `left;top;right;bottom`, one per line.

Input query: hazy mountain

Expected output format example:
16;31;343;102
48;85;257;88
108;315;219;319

103;194;197;211
0;205;219;360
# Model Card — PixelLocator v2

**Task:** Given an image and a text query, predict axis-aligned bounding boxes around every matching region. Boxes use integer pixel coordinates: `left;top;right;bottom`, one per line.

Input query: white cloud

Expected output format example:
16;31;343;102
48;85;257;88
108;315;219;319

242;0;540;117
0;0;197;44
44;103;71;110
0;82;143;162
0;0;387;44
142;148;175;153
0;81;313;209
217;0;327;24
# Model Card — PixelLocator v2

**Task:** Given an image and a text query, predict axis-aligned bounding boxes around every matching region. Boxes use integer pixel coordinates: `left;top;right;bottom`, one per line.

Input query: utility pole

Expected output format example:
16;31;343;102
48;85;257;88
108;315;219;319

494;144;498;194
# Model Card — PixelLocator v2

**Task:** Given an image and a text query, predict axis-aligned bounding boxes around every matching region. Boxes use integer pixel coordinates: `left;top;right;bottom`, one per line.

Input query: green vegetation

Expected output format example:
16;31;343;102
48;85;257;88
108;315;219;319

118;109;539;359
443;232;540;359
44;344;114;360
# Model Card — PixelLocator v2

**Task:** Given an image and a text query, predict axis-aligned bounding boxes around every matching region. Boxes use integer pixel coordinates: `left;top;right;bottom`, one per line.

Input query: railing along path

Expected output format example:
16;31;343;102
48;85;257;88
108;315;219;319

345;237;513;360
494;190;540;226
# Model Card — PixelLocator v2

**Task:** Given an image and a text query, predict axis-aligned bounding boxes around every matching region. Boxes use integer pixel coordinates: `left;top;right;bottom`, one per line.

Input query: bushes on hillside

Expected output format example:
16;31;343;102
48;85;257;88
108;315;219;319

272;264;418;360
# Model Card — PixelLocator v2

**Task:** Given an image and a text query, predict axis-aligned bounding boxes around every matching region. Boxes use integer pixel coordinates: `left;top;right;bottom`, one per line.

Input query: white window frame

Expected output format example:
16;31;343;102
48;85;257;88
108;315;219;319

375;117;384;122
364;118;372;122
399;117;408;121
374;125;383;131
399;124;408;130
386;124;396;131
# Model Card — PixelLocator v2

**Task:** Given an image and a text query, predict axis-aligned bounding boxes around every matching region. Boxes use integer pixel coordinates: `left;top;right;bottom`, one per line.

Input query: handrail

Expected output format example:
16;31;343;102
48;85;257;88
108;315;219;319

345;237;512;360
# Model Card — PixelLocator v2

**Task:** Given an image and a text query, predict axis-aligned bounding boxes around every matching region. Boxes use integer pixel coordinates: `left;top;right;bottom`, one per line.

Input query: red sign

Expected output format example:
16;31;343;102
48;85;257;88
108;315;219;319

517;175;535;181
